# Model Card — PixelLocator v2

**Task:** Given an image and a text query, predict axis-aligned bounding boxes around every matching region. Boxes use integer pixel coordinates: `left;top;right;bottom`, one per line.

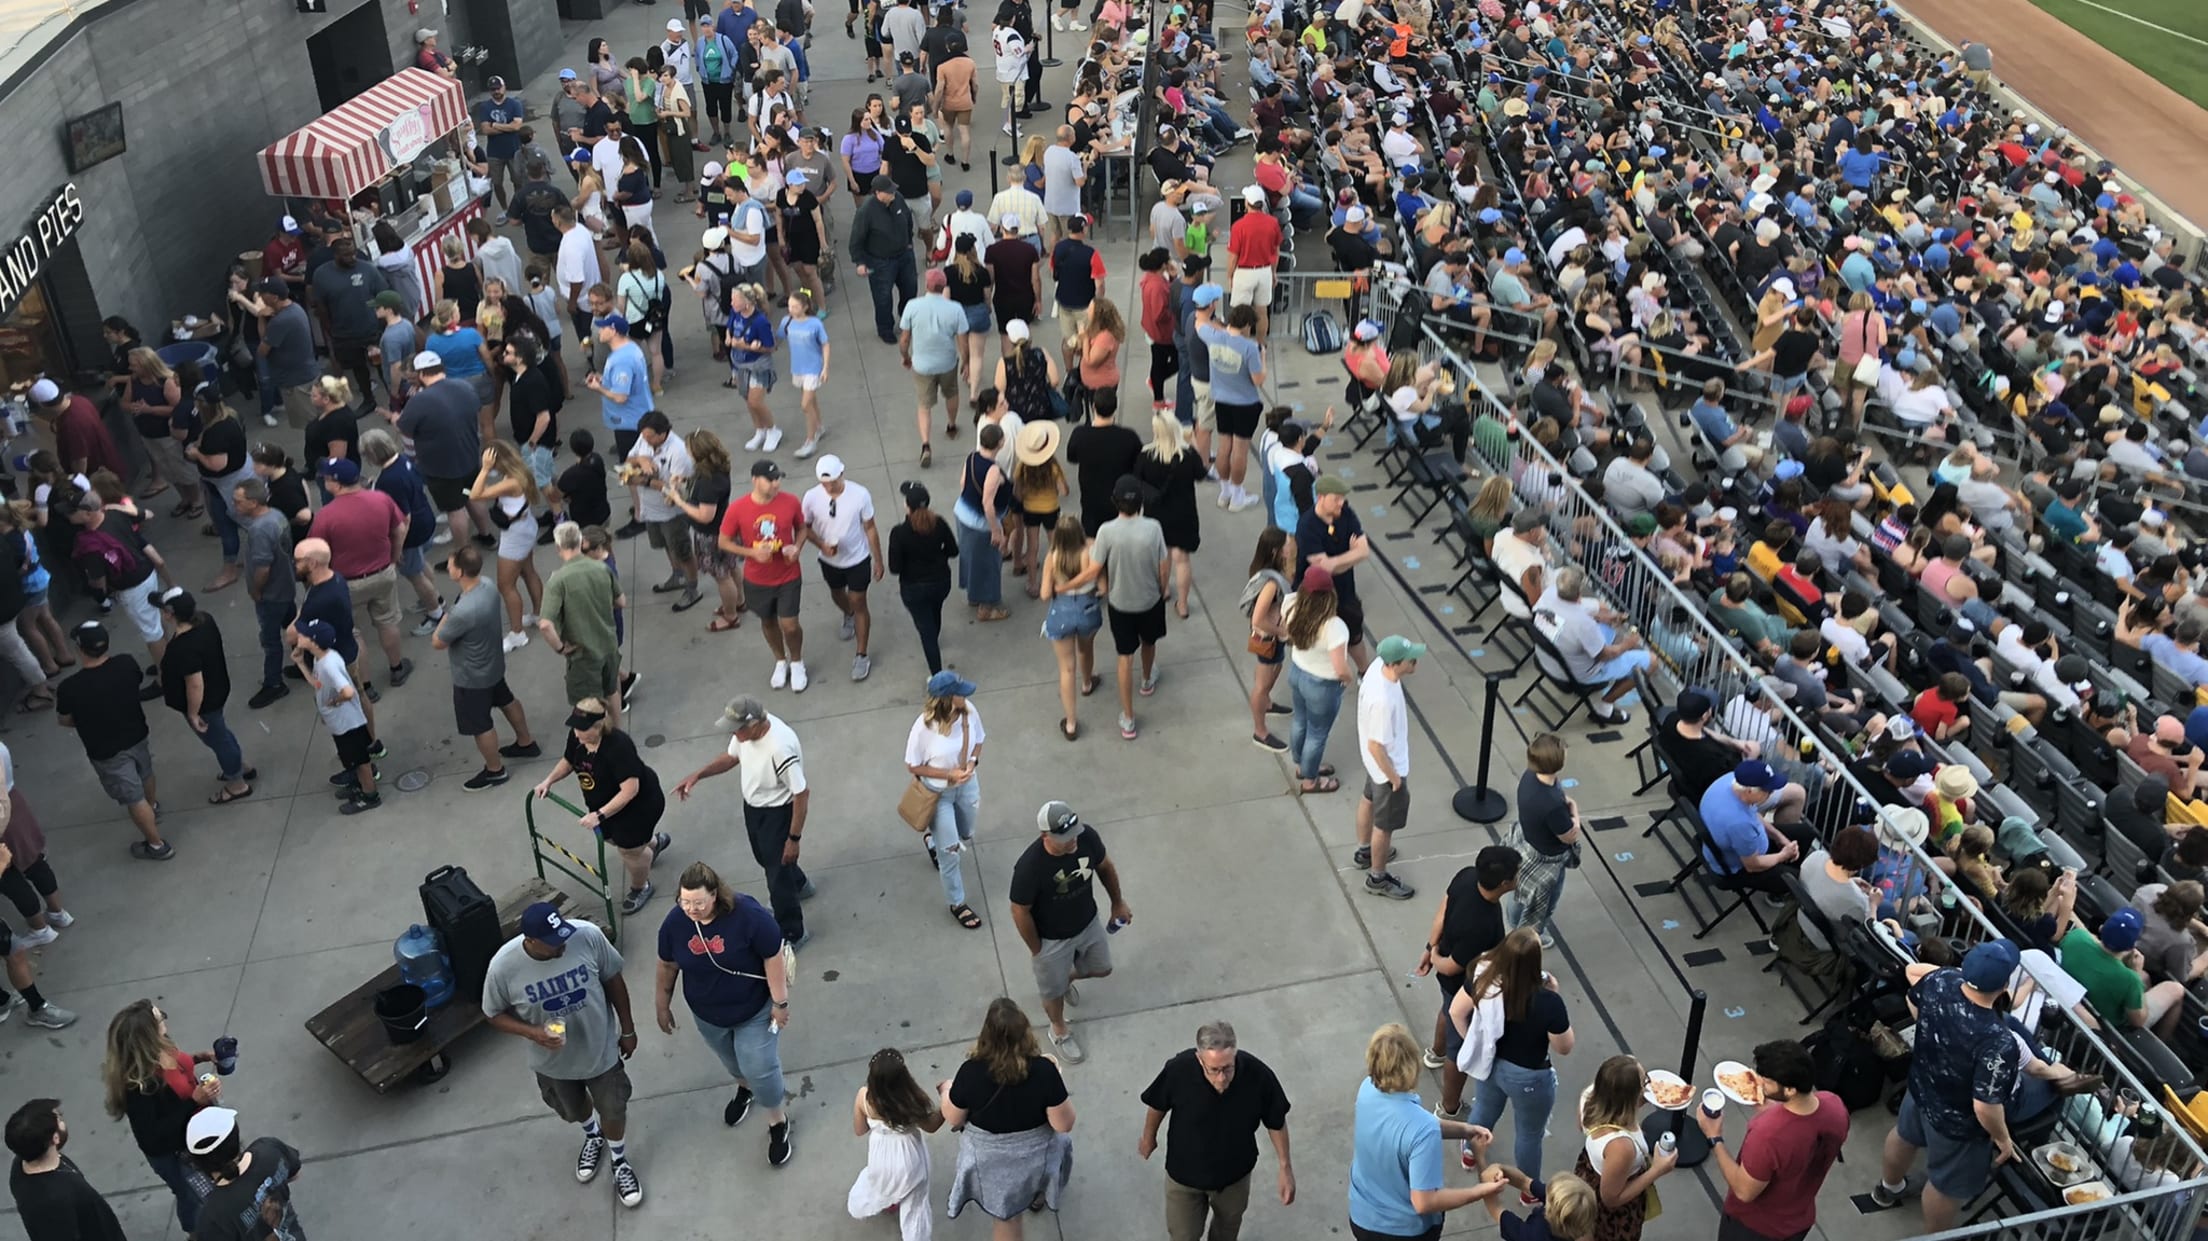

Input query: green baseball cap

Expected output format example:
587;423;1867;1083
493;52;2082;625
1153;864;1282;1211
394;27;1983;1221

1377;635;1427;664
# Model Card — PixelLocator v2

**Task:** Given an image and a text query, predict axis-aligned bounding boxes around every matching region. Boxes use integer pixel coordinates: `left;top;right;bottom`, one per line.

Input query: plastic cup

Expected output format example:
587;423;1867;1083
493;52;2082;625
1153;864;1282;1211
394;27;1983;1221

1702;1088;1725;1117
545;1019;567;1043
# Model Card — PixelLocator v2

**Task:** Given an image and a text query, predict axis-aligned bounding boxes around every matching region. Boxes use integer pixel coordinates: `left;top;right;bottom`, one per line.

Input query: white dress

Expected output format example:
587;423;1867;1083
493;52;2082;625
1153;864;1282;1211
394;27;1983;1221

848;1117;932;1241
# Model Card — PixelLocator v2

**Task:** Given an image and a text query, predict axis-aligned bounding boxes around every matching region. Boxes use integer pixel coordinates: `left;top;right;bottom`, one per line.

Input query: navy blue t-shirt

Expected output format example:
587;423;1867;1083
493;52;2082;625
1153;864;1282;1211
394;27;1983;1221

1295;505;1364;602
474;94;526;160
298;576;358;663
656;895;784;1026
374;454;439;550
1051;239;1098;311
1905;968;2021;1140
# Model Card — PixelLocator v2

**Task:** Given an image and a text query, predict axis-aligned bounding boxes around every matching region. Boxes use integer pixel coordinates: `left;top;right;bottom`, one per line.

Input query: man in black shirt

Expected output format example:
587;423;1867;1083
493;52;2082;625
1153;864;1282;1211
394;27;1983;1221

849;176;919;343
1008;800;1130;1066
514;159;569;259
1509;733;1580;952
1295;478;1371;665
6;1100;119;1238
884;114;937;233
1663;688;1761;799
55;622;171;859
1417;845;1519;1115
1138;1020;1295;1238
1064;391;1143;535
154;590;253;806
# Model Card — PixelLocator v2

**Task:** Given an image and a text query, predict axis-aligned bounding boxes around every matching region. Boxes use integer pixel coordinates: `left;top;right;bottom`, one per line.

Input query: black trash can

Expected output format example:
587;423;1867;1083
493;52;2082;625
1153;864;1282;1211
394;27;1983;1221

375;984;430;1045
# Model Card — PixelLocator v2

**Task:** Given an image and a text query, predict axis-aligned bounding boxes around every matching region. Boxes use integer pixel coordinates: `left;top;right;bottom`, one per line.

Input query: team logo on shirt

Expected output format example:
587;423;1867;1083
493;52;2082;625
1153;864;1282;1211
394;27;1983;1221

1050;855;1095;895
689;932;728;955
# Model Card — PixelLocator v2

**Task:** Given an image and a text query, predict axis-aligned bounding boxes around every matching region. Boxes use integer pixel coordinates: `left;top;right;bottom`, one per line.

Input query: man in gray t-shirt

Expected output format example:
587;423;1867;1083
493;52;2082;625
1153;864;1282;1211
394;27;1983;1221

1089;478;1171;738
431;544;539;788
483;903;645;1205
234;481;296;707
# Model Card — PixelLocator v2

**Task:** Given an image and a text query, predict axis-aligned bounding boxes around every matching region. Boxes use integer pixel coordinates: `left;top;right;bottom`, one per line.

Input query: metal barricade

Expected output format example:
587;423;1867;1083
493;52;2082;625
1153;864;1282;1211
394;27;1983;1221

523;790;620;939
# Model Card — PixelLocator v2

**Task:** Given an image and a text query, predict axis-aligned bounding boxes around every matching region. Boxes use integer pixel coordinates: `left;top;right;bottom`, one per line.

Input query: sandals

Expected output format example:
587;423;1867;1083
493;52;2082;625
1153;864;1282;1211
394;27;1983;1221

1299;776;1343;794
208;785;253;805
1080;674;1101;696
950;904;982;929
1060;719;1079;741
708;610;745;632
16;692;54;714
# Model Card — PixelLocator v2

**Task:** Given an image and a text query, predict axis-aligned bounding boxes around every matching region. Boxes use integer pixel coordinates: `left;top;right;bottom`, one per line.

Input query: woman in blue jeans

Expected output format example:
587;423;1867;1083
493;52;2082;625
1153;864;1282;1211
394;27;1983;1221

100;998;219;1232
656;862;795;1166
1285;566;1355;794
1452;929;1575;1179
185;390;255;594
157;593;254;804
953;423;1013;621
905;670;987;930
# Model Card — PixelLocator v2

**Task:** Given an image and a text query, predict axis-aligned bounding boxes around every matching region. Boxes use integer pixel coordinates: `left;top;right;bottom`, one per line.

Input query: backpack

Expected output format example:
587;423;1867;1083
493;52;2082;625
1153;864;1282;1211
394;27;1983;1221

1387;291;1428;352
1801;1014;1889;1113
74;527;143;586
1301;310;1344;354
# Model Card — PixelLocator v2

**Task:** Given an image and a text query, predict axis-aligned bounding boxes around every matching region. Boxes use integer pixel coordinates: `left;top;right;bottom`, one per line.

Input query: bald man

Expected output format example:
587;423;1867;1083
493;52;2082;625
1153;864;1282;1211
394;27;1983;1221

290;537;383;743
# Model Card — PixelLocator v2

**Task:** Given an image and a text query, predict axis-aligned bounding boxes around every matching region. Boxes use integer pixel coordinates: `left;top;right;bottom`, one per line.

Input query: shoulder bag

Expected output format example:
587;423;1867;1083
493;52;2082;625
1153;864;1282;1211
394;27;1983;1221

1850;312;1881;386
897;715;973;831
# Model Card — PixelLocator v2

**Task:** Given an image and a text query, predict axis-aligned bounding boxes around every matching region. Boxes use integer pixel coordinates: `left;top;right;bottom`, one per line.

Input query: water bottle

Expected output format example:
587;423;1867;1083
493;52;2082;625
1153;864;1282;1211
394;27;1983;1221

1656;1131;1677;1156
394;924;455;1009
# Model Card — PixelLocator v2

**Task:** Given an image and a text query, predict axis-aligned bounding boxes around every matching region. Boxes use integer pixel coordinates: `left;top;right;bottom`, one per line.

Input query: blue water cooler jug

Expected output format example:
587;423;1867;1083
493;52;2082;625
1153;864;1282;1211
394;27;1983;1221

394;924;455;1009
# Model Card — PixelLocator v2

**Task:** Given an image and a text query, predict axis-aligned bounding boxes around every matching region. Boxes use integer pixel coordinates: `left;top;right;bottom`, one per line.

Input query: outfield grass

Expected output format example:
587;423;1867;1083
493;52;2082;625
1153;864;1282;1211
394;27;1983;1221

2028;0;2208;110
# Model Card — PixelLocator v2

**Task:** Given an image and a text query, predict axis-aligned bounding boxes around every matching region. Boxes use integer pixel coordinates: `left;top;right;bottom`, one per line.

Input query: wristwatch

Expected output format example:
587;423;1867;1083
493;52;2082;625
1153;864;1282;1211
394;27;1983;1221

772;1000;790;1010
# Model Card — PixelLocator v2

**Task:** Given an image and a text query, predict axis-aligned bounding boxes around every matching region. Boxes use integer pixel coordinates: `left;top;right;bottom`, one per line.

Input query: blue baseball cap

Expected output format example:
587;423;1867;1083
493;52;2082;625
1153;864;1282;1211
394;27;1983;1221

786;169;810;187
1734;760;1788;791
2101;907;2144;951
293;618;338;649
319;457;361;485
1477;207;1503;224
1192;283;1224;308
1503;247;1528;265
520;901;579;944
1960;939;2020;990
955;188;973;207
594;313;631;335
926;669;978;698
558;67;578;81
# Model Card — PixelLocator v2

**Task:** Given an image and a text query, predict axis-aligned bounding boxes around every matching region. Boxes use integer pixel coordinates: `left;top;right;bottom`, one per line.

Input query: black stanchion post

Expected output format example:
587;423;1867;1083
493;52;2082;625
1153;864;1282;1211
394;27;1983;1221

1040;15;1062;67
1642;990;1713;1167
989;150;1001;196
1002;108;1022;166
1451;671;1510;823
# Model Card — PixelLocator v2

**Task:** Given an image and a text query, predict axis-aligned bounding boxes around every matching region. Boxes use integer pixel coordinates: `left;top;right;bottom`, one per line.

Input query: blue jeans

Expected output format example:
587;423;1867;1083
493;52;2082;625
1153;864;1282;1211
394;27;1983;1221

695;1005;787;1109
927;775;980;907
255;597;297;691
253;356;277;417
1288;664;1345;781
203;466;255;564
147;1151;209;1233
956;518;1003;606
192;707;248;781
1468;1059;1558;1180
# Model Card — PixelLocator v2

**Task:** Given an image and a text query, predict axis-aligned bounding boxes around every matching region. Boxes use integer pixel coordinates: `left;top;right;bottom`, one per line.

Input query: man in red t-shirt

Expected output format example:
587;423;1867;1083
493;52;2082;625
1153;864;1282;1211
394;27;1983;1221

1226;185;1284;340
262;218;307;299
1698;1038;1848;1241
720;459;810;692
30;380;123;477
308;458;414;688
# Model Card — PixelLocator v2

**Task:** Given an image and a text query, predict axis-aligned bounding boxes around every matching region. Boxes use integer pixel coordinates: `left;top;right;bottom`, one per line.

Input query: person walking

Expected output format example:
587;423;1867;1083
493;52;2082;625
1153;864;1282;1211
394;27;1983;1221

1699;1039;1849;1241
906;670;987;930
231;479;295;709
55;622;170;860
1573;1055;1679;1241
851;175;920;344
150;590;253;805
781;289;831;457
292;618;383;815
1507;734;1582;950
97;999;215;1233
1282;565;1352;793
1134;413;1206;620
940;997;1076;1238
721;459;810;690
581;314;655;539
887;480;958;674
1037;513;1102;740
400;349;497;548
361;428;449;635
1090;476;1169;741
1240;529;1292;752
1009;800;1130;1064
903;267;969;467
6;1099;127;1241
953;422;1013;622
484;901;646;1208
539;522;629;731
1137;1019;1296;1241
1453;928;1575;1180
1009;420;1065;588
675;697;815;947
1350;1023;1510;1240
431;544;541;792
848;1048;945;1238
468;442;547;651
309;458;417;693
801;455;883;680
1066;389;1143;536
655;861;796;1166
1355;635;1424;899
1198;303;1266;514
624;411;703;612
534;699;671;914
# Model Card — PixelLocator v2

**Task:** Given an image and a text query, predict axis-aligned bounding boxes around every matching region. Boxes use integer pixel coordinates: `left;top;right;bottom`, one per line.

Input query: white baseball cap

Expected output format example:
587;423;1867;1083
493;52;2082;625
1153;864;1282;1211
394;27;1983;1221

1242;185;1265;205
28;379;60;404
668;16;687;29
412;350;446;371
702;226;730;251
1006;319;1032;342
185;1107;239;1156
815;454;846;480
1001;213;1022;231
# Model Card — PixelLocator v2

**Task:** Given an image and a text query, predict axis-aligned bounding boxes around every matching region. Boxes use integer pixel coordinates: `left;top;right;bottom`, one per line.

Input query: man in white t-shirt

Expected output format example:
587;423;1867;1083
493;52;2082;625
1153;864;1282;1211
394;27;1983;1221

1379;113;1424;171
799;455;883;682
623;412;701;611
727;179;772;284
554;205;600;359
1355;635;1423;902
1490;509;1551;621
675;696;814;946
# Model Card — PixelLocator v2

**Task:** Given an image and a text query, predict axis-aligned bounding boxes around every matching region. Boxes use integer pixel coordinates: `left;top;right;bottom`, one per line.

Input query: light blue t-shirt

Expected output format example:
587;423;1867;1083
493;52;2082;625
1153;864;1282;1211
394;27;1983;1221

1197;323;1264;406
429;327;487;378
781;314;830;377
1698;777;1770;874
1348;1078;1444;1236
598;340;653;431
1689;398;1737;446
900;295;968;376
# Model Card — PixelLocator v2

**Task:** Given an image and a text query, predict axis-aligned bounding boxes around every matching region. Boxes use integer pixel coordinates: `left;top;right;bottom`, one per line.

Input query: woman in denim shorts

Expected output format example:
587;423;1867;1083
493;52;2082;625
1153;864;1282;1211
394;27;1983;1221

1036;514;1103;740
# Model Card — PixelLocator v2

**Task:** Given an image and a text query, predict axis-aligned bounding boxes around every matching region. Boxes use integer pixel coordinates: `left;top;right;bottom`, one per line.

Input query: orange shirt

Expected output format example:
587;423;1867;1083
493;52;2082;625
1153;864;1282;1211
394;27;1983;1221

936;58;977;111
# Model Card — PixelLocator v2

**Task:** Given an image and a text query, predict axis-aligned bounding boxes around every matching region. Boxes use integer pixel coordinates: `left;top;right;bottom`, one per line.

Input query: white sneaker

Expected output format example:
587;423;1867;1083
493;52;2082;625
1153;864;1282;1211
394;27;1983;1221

13;926;56;950
1228;492;1258;513
502;630;530;653
261;412;280;427
45;910;73;929
432;528;454;545
1003;120;1016;136
771;660;790;689
794;437;818;459
789;662;810;693
1051;12;1063;27
762;428;784;453
1068;19;1087;29
744;429;768;452
521;612;539;628
1215;487;1232;509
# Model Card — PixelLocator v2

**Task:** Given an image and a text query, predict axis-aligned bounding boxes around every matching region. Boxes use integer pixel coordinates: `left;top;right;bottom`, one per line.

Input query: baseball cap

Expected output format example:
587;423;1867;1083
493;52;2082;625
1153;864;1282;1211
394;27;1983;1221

558;68;579;81
320;457;361;485
147;585;192;614
701;226;730;251
563;702;607;730
1677;689;1714;720
1351;319;1381;341
1313;475;1351;496
292;617;337;649
27;379;59;405
751;459;784;480
1242;185;1266;205
1960;939;2021;990
412;350;445;371
185;1108;239;1156
1192;283;1224;308
487;75;507;90
1000;212;1023;231
520;901;578;944
1300;564;1334;593
372;290;407;313
1346;205;1368;224
1886;751;1937;780
595;313;631;335
254;276;288;299
1190;200;1214;214
955;188;973;207
926;669;979;698
1037;800;1082;837
814;454;846;481
872;174;898;194
1005;318;1031;342
1377;635;1427;665
1112;475;1145;505
667;15;686;29
71;621;109;655
2101;907;2145;951
280;214;301;234
1625;513;1658;536
924;268;948;292
719;695;768;730
786;169;810;187
1477;207;1503;224
1734;760;1788;791
414;27;437;42
1503;247;1528;265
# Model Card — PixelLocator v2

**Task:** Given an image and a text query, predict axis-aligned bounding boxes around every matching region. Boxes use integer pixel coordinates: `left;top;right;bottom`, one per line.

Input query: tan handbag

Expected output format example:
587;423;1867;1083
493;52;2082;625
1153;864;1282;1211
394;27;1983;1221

897;716;972;832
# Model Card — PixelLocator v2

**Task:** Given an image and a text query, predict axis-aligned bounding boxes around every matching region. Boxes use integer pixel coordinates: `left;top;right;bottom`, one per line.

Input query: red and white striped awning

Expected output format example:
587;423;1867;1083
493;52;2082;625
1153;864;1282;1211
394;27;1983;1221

256;69;467;201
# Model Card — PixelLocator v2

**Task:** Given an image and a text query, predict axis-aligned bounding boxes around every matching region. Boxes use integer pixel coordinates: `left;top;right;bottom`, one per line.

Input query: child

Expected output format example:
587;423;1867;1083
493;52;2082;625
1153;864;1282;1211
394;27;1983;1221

846;1048;944;1240
781;290;831;458
294;618;381;815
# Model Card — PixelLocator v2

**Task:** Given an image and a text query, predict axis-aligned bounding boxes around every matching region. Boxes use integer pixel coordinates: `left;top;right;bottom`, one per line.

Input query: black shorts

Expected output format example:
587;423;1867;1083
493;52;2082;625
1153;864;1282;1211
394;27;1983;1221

1215;399;1263;439
333;724;375;771
1020;507;1060;529
1107;601;1167;656
1338;591;1366;646
612;428;640;461
426;475;472;514
454;680;517;736
818;558;873;593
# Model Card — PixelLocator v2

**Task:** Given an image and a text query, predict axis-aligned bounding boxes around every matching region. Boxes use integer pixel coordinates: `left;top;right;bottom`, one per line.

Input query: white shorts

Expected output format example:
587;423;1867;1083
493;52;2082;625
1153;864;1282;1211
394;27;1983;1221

795;373;822;392
116;583;164;644
498;515;540;562
1229;265;1275;308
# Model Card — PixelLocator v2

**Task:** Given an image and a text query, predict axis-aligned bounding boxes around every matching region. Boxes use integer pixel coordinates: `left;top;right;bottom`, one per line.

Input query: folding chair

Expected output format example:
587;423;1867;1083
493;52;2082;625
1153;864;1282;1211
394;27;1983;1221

1519;624;1618;731
1665;812;1775;941
1770;871;1849;1023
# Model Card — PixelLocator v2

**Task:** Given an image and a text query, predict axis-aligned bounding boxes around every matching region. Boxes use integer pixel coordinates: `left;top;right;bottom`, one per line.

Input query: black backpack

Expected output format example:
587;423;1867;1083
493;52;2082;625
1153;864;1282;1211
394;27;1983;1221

1802;1015;1890;1113
1387;291;1427;353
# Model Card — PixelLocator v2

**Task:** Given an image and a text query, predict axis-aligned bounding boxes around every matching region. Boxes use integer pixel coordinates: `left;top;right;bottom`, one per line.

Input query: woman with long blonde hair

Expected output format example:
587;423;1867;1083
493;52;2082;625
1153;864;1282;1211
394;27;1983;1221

468;440;545;650
1573;1054;1675;1239
1073;296;1126;396
665;428;747;631
121;348;202;513
1134;411;1207;617
102;998;218;1232
1037;513;1103;740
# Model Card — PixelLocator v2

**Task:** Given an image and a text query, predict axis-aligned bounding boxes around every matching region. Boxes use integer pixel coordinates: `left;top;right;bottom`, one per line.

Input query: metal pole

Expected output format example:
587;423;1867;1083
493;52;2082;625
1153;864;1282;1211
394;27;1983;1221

1041;12;1062;66
1642;990;1713;1167
1450;671;1510;823
990;149;1001;196
1002;102;1023;166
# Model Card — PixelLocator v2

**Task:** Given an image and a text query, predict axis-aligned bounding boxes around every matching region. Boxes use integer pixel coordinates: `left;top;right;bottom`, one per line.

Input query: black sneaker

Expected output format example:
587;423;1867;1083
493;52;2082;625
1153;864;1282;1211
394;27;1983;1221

283;664;306;681
388;658;415;688
621;672;641;700
725;1085;754;1127
248;684;289;709
500;741;543;759
368;739;389;760
362;681;381;704
576;1133;606;1182
614;519;648;540
340;791;383;815
331;766;379;790
464;767;511;792
138;680;164;701
767;1119;794;1167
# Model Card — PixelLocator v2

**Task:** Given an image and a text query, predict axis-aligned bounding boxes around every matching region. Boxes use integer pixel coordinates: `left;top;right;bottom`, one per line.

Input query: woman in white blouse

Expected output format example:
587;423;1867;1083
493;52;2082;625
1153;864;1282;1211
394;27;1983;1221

905;669;987;931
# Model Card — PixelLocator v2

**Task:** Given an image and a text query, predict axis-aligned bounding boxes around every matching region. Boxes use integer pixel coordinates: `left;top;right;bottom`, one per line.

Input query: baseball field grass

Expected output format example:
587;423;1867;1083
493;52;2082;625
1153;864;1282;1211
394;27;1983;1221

2027;0;2208;110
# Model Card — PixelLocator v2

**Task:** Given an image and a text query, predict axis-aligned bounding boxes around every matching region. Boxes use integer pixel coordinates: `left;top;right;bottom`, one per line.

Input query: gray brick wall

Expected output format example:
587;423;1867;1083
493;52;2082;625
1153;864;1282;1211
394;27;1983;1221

0;0;560;366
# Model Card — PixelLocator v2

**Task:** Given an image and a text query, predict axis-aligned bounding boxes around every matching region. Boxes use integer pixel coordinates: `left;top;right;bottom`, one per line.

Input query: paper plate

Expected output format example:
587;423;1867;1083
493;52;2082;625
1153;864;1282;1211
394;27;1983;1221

1643;1069;1693;1110
1714;1060;1763;1107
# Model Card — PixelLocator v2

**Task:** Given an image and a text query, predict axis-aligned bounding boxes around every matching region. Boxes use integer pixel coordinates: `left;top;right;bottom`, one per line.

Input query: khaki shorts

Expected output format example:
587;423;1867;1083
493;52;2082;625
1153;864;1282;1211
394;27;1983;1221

942;108;972;128
1192;377;1216;432
913;368;959;405
281;383;318;429
1030;915;1111;1000
1229;265;1275;308
565;648;621;705
536;1059;633;1126
1055;302;1092;341
347;564;402;631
